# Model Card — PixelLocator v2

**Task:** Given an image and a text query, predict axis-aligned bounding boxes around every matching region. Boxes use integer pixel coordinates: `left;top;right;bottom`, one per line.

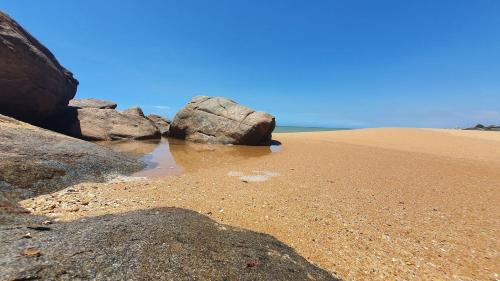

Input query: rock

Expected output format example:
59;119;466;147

22;248;41;258
147;114;171;136
123;107;145;117
68;98;117;109
0;114;143;200
464;124;500;131
0;208;338;280
43;108;161;141
27;226;51;231
170;96;275;145
0;11;78;124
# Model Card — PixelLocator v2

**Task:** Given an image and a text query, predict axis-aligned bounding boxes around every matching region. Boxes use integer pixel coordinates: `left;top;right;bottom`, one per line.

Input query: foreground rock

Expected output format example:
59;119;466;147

0;208;337;281
147;114;171;136
68;98;117;109
464;124;500;131
0;114;143;200
170;96;275;145
44;108;161;141
0;11;78;124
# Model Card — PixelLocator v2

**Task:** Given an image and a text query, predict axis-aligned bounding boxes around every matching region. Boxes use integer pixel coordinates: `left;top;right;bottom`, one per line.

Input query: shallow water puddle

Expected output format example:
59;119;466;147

132;140;183;177
228;170;280;182
99;138;282;178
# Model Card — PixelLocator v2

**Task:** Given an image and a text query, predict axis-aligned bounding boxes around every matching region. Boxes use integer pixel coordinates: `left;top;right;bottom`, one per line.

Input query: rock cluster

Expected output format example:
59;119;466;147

170;96;275;145
0;11;276;145
0;11;78;124
48;96;276;144
44;105;161;141
464;124;500;131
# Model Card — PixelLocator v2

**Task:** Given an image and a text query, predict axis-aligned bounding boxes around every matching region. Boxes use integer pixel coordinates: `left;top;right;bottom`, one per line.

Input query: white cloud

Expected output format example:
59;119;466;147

143;105;170;110
153;105;170;110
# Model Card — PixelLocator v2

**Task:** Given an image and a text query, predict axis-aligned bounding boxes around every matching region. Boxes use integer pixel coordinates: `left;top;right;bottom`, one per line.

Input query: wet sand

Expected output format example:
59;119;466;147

22;128;500;280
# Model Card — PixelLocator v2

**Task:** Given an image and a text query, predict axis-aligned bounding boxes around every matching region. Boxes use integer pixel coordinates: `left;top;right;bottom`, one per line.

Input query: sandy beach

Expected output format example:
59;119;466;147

22;128;500;280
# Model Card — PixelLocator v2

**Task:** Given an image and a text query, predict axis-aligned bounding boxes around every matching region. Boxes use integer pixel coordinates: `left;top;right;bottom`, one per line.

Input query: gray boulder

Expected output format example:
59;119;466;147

0;208;338;281
68;98;117;109
123;106;145;117
0;11;78;124
44;108;160;141
170;96;275;145
147;114;171;136
0;114;143;201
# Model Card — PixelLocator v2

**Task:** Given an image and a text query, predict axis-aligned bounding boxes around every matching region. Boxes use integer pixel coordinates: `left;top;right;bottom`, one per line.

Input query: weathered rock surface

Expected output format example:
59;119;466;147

0;11;78;124
68;98;117;109
147;114;171;136
0;208;338;281
170;96;275;145
0;114;143;200
123;106;145;117
464;124;500;131
44;108;161;141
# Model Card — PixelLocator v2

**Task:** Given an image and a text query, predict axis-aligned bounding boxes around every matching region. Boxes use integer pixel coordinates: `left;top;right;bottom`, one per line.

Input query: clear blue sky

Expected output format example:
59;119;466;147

3;0;499;128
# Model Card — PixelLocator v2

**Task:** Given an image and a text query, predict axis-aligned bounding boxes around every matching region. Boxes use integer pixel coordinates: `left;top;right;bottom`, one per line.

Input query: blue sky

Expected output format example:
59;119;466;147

2;0;499;128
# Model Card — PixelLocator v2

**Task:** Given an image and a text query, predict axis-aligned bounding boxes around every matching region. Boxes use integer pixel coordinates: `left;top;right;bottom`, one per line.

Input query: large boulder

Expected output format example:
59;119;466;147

44;108;160;141
0;11;78;124
0;114;143;200
170;96;275;145
68;98;117;109
0;208;338;281
147;114;171;136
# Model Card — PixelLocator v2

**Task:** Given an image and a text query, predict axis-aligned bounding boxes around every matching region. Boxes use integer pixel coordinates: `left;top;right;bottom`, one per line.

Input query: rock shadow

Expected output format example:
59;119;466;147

270;139;282;146
41;106;85;139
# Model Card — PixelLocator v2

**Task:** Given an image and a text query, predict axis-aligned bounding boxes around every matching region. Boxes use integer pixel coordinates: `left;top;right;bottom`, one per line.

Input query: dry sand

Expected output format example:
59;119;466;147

22;128;500;280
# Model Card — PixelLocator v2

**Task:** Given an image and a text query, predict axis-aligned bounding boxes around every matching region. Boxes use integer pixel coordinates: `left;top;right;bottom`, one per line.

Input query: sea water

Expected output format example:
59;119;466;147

274;126;350;133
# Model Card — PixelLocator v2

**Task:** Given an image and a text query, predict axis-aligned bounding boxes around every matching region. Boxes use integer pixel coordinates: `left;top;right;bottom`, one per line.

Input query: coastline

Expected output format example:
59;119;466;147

20;128;500;280
274;126;351;133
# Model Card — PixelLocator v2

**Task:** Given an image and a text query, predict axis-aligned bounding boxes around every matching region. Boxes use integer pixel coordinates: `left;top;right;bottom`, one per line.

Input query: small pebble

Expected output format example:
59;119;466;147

23;248;41;257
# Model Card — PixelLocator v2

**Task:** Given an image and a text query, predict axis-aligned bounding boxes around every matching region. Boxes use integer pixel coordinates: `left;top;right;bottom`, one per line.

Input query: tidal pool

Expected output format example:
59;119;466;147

98;138;282;178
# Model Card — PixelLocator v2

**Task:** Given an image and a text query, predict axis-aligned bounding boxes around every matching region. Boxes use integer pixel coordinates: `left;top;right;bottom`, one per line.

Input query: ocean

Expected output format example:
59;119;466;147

274;126;350;133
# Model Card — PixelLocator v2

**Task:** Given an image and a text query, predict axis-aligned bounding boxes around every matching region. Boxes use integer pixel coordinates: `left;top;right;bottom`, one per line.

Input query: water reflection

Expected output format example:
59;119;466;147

99;138;282;178
97;139;161;156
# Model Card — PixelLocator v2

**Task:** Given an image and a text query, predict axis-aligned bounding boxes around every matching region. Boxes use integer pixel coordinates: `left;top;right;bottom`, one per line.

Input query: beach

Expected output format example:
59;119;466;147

21;128;500;280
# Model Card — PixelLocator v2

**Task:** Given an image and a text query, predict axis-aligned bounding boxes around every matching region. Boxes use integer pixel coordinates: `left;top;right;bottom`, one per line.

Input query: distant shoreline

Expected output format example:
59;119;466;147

274;126;351;133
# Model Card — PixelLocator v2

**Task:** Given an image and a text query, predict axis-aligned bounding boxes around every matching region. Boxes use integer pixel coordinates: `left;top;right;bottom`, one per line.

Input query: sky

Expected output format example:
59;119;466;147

2;0;500;128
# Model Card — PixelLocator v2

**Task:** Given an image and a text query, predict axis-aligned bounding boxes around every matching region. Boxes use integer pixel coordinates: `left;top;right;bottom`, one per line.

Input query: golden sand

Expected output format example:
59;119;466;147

22;128;500;280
